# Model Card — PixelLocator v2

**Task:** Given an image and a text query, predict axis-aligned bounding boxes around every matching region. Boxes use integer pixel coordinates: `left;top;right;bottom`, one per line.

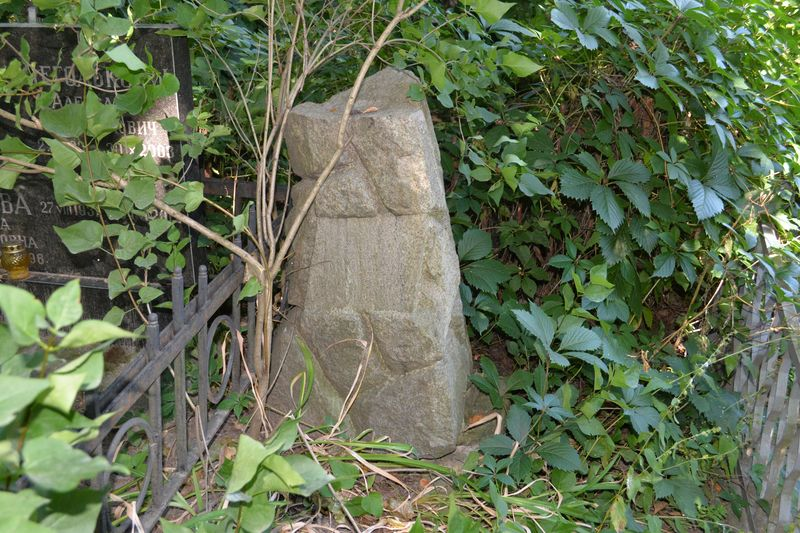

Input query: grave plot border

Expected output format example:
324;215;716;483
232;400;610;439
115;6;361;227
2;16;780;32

84;229;259;532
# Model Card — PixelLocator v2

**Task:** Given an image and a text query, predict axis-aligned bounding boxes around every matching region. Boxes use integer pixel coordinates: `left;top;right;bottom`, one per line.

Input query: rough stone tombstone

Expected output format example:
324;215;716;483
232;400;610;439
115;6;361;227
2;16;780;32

271;69;471;458
0;25;199;324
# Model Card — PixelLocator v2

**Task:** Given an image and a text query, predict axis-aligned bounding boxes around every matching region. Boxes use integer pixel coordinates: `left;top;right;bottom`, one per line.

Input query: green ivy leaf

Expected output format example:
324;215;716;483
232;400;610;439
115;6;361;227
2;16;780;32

617;182;651;217
0;136;37;189
54;220;103;254
105;43;147;71
471;0;515;24
501;51;543;77
39;104;86;139
124;177;156;209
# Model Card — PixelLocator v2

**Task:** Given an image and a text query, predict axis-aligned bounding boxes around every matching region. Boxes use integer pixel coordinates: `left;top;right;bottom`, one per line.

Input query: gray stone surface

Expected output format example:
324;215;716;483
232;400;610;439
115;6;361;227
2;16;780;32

270;69;471;458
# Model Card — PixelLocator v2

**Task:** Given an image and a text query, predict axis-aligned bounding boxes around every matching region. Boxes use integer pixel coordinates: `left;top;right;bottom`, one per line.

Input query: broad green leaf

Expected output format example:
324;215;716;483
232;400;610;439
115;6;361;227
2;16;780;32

164;181;204;212
138;285;163;304
227;435;269;494
458;228;492;261
39;104;86;138
506;404;531;443
590;186;624;231
519;172;552;196
52;350;104;390
0;375;50;426
513;303;555;346
115;229;147;261
105;44;147;71
617;182;651;217
610;495;627;532
0;490;48;521
262;454;305;487
44;138;80;170
23;437;113;492
239;276;263;301
236;498;277;533
576;415;606;436
502;51;543;77
263;419;299;455
114;86;147;114
270;455;332;497
472;0;515;24
41;489;105;533
46;279;82;330
635;66;658;89
42;373;84;413
124;177;155;209
0;285;46;346
537;439;584;472
0;136;37;189
58;320;137;349
462;259;514;293
54;220;103;254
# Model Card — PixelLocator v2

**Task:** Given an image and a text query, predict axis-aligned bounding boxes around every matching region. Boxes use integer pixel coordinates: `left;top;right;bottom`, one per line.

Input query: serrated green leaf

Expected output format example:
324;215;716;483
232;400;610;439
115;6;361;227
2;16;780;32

590;186;624;230
537;439;584;472
559;326;601;352
608;159;650;184
463;259;514;293
617;181;651;217
513;304;555;346
507;404;531;443
480;434;516;456
560;168;597;200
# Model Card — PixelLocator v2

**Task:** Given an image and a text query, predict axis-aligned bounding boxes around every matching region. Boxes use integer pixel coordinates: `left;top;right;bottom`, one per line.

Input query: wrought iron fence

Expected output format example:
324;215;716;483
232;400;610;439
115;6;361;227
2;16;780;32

733;226;800;531
84;242;257;532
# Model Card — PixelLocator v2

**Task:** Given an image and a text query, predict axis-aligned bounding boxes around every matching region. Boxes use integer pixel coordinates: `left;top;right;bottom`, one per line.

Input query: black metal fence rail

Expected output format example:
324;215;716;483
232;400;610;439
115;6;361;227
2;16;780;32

86;244;256;532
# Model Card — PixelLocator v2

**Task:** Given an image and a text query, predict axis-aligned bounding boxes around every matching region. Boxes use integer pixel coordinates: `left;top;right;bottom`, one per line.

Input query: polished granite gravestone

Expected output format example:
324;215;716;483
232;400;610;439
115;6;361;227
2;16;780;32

0;25;199;323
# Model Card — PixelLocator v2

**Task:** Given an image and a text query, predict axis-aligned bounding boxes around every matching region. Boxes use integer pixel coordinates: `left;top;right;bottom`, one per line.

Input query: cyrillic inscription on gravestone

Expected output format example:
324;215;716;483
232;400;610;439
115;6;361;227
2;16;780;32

0;25;198;318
